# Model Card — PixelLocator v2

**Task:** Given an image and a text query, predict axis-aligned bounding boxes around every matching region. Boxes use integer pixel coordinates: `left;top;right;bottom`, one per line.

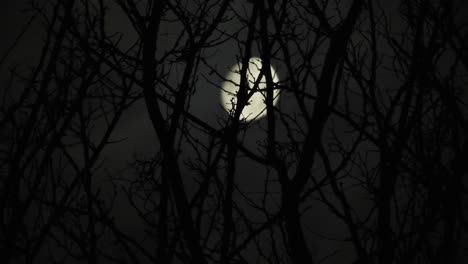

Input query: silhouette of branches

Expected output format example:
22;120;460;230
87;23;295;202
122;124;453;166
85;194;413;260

1;0;467;263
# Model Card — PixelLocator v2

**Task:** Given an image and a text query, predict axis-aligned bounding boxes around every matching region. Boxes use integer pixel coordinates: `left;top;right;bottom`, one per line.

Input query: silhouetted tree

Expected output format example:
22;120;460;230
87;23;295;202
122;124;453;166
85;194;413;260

1;0;467;264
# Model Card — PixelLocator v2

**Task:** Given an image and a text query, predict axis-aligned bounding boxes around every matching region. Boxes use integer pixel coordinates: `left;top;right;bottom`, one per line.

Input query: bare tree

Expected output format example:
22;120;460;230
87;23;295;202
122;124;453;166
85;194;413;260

1;0;467;264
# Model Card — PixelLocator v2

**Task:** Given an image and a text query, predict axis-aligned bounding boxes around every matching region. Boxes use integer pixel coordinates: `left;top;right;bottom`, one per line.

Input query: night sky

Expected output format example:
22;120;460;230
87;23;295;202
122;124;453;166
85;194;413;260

1;1;468;264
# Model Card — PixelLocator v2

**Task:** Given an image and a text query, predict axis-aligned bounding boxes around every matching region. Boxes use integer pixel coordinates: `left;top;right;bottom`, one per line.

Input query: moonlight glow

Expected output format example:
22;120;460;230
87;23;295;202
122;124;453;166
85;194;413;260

221;57;280;121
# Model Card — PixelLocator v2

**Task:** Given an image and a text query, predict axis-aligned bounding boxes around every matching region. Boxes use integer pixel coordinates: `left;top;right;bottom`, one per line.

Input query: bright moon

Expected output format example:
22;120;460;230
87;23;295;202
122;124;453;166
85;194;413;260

221;57;280;121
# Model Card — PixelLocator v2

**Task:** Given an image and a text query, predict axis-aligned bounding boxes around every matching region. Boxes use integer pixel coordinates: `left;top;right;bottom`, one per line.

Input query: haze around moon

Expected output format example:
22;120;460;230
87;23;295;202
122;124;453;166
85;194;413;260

220;57;280;121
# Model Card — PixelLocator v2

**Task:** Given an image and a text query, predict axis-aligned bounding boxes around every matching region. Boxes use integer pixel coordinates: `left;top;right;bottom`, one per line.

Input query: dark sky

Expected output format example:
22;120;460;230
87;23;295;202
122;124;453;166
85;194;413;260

1;0;40;63
2;1;468;263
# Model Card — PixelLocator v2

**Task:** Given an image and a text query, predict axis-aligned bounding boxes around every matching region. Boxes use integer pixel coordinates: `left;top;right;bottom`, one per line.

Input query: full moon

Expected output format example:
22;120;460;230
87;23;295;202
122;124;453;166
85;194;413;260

221;57;280;121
